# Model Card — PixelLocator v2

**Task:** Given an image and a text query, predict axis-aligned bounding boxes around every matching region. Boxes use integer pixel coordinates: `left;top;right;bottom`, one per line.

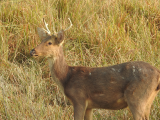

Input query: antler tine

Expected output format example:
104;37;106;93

64;18;73;31
53;24;57;35
43;18;51;35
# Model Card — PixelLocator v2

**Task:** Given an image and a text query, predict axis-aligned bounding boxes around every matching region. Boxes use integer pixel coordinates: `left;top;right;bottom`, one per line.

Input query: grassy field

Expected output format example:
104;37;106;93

0;0;160;119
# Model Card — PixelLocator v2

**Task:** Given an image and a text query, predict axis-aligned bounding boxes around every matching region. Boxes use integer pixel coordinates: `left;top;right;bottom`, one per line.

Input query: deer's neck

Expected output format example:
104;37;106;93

48;47;69;92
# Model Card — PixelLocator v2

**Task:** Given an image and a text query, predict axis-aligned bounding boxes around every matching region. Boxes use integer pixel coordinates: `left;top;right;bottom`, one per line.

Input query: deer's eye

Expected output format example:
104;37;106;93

48;42;52;45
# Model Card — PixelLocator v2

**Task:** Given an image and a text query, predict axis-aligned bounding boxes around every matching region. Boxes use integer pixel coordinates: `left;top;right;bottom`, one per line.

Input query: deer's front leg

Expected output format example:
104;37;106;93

84;108;92;120
73;101;87;120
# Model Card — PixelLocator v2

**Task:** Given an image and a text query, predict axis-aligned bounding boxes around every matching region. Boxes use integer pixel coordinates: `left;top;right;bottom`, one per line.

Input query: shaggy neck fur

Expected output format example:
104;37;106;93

48;46;69;92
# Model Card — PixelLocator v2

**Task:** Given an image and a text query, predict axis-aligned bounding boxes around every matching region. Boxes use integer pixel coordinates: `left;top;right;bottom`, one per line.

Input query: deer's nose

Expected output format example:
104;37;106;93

30;49;35;56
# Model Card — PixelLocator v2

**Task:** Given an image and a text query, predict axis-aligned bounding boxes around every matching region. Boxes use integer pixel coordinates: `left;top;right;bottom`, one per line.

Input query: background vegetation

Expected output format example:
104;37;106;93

0;0;160;119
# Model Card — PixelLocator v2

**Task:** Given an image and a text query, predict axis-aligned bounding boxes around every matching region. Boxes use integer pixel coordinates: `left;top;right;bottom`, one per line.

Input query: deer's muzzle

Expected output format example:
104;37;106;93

30;49;36;56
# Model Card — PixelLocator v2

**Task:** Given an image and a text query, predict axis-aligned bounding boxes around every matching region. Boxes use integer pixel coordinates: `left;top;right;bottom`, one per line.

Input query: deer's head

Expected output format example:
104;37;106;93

30;28;64;58
30;18;72;58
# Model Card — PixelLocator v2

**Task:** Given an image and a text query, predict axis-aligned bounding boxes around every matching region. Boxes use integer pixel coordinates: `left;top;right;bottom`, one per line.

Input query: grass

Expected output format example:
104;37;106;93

0;0;160;119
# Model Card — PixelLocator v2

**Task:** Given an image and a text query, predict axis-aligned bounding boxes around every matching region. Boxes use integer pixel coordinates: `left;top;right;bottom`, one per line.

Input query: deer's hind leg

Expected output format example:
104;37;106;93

124;85;149;119
144;91;159;120
126;101;146;120
125;91;158;120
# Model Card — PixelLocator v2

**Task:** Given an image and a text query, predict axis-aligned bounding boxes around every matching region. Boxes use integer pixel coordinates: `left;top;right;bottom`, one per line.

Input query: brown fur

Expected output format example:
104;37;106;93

30;28;160;120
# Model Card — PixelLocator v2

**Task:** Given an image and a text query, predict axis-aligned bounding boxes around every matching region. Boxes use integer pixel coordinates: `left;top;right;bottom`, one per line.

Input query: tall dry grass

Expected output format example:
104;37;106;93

0;0;160;119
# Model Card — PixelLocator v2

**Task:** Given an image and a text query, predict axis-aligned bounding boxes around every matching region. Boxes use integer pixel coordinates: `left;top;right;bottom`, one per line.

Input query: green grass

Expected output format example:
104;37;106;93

0;0;160;119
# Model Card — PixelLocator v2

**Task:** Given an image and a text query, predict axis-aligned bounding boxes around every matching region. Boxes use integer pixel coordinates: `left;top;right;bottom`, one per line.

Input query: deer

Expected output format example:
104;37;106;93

30;18;160;120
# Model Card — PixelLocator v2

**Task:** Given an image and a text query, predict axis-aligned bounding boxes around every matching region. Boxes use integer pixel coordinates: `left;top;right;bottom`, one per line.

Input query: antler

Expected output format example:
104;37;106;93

52;23;57;35
43;18;73;35
64;18;73;31
43;18;51;35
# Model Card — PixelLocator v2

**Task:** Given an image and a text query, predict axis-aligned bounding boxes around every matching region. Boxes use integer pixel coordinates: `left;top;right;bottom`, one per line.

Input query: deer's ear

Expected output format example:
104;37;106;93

37;27;51;40
57;30;64;45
